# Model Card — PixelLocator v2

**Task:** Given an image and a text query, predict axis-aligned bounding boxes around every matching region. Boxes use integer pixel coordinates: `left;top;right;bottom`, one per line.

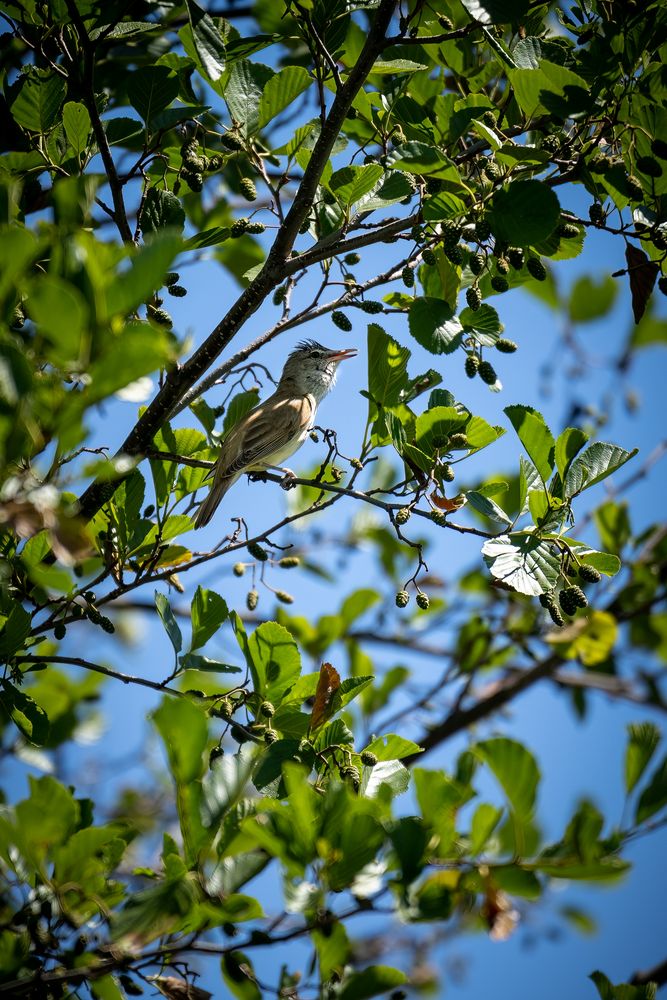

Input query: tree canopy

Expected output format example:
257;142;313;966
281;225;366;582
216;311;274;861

0;1;666;998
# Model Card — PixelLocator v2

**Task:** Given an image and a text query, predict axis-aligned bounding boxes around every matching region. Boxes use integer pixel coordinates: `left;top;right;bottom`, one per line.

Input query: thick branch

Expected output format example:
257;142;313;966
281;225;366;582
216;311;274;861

405;652;562;764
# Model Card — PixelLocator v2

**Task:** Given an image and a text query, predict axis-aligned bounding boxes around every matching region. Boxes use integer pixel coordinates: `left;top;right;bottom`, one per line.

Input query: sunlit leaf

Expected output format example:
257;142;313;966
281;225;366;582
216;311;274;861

625;722;660;795
474;737;539;821
482;533;561;595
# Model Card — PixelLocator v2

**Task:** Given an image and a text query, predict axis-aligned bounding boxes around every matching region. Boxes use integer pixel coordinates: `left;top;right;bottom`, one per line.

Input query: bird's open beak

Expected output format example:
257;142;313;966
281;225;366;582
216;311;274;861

328;348;358;361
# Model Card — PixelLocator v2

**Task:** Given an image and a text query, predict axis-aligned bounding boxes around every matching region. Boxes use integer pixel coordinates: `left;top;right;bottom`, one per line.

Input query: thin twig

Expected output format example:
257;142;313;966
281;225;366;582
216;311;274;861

16;655;187;697
63;0;133;243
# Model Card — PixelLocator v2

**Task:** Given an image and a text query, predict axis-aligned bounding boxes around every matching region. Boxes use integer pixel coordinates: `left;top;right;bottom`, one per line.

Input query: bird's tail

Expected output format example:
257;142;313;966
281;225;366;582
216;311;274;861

194;472;238;528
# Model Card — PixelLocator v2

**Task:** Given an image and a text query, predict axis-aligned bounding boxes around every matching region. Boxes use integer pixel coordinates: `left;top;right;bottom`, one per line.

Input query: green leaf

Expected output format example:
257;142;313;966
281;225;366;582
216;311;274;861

104;116;144;146
153;696;207;784
518;455;542;515
489;180;561;247
326;801;385;890
15;776;78;858
127;66;179;125
329;164;385;207
466;415;503;451
26;275;88;362
184;226;231;250
569;275;618;323
550;609;618;667
594;500;631;555
370;58;429;74
363;734;422;761
508;60;589;119
590;971;656;1000
190;586;228;651
471;118;503;150
470;803;503;853
62;101;91;156
223;389;259;435
409;298;464;354
105;235;182;319
625;722;660;795
11;70;66;132
360;759;410;799
112;858;198;942
252;738;303;796
387;142;457;179
185;0;225;81
474;737;539;820
201;748;255;828
155;591;183;656
248;621;301;705
482;532;561;596
339;675;373;709
560;905;597;935
178;653;241;673
504;404;555;483
230;611;258;689
340;588;380;627
459;302;502;345
415;406;468;453
313;921;350;982
1;681;50;746
466;491;512;525
555;427;589;481
224;59;275;137
0;227;37;305
512;36;542;68
367;324;410;409
139;188;186;235
635;755;667;824
258;66;311;129
222;951;261;1000
631;314;667;350
339;965;408;1000
0;604;32;658
564;442;638;498
535;858;629;881
422;190;468;222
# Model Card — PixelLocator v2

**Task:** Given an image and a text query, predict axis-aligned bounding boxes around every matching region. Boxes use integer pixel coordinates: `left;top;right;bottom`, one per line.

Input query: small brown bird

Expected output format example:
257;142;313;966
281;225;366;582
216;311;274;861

194;340;357;527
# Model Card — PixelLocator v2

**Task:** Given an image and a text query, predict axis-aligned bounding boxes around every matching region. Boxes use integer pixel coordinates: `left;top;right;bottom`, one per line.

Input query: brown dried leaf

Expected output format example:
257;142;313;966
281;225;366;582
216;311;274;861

310;662;341;731
625;244;659;324
430;490;467;512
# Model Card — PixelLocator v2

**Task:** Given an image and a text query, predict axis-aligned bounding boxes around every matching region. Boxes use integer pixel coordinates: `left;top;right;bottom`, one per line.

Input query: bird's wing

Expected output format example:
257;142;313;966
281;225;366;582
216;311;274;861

194;394;314;529
222;393;314;475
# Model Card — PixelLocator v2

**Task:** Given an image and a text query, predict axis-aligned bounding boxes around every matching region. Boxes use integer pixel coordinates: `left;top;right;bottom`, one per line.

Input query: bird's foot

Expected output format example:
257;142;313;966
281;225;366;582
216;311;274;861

248;471;269;483
279;468;298;491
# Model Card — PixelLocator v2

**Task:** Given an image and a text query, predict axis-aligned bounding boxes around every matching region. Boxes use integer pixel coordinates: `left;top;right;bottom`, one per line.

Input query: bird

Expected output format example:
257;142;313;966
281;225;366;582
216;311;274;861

194;339;357;527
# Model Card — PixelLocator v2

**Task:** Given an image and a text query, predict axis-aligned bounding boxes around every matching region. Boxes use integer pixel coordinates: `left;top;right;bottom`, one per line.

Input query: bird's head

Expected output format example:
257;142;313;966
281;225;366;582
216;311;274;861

280;339;357;400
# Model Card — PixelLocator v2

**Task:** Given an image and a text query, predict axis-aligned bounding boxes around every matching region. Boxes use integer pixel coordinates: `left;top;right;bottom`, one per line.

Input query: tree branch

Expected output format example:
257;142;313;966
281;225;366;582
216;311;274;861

16;655;187;697
629;957;667;988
